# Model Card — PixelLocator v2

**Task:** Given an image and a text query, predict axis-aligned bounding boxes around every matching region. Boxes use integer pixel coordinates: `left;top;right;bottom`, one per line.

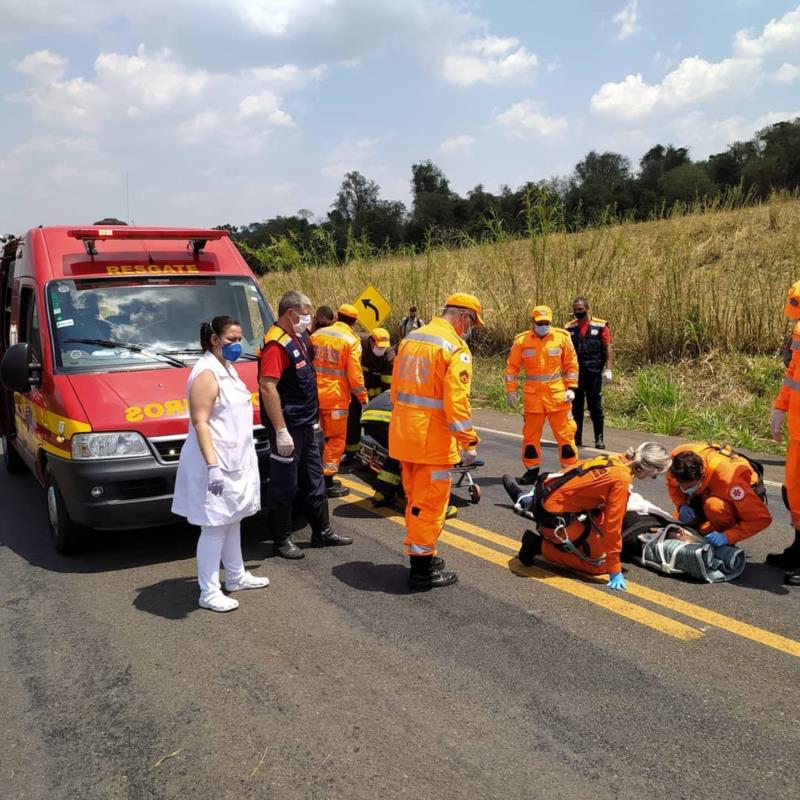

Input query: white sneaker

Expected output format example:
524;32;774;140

224;571;270;592
199;593;239;612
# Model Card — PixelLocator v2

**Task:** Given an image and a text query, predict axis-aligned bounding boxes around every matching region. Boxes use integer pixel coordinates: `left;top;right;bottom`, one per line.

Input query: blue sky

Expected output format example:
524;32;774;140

1;0;799;230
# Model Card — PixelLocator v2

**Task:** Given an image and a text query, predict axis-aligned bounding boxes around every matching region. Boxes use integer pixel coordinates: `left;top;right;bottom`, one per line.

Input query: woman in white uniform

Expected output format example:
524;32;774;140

172;315;268;612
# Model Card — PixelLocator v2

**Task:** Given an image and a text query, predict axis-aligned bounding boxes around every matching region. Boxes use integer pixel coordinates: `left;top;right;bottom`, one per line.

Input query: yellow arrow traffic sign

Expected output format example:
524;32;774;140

354;284;391;332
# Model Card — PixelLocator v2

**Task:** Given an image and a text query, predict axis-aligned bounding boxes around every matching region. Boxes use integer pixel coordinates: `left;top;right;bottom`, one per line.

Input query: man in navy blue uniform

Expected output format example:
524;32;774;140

565;296;614;450
258;291;353;558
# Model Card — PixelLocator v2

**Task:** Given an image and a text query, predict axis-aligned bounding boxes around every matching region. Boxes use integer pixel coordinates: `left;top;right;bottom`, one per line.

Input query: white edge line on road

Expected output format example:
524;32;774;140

474;425;783;489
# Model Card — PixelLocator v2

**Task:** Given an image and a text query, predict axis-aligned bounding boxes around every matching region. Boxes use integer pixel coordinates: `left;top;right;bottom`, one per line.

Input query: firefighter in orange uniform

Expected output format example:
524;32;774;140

310;303;367;497
389;293;483;590
505;305;579;485
770;280;800;585
665;443;771;547
504;443;672;590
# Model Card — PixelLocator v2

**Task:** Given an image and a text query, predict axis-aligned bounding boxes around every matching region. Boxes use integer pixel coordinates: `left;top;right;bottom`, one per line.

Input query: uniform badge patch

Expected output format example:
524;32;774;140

590;330;599;336
460;353;471;363
730;486;746;501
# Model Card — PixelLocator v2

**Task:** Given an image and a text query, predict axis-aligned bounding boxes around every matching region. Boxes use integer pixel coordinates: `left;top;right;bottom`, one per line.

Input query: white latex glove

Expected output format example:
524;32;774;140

565;389;576;402
275;427;295;457
506;391;518;408
771;409;786;444
207;465;224;496
459;448;478;466
603;368;612;385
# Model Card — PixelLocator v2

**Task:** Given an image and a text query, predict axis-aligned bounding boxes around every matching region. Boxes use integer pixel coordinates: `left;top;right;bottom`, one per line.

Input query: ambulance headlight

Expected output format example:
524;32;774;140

71;432;149;460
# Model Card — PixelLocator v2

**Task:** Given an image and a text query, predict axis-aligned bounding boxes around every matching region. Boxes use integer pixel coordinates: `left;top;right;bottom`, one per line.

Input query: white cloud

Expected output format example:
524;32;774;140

321;137;381;178
442;36;537;87
439;135;475;156
13;50;68;83
591;56;762;119
12;44;318;151
771;63;800;83
494;101;568;140
613;0;639;41
733;6;800;58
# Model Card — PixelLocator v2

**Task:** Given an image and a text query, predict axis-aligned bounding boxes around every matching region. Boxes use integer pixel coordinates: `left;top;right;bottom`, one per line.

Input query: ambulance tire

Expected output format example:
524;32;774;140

45;470;85;554
2;435;26;475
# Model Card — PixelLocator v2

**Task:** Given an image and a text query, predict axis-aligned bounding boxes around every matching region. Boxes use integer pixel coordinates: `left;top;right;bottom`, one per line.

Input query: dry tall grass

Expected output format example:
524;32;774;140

260;193;800;364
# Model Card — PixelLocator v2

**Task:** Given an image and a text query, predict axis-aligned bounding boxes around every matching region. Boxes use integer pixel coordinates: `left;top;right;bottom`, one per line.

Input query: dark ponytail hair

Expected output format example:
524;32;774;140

200;315;240;352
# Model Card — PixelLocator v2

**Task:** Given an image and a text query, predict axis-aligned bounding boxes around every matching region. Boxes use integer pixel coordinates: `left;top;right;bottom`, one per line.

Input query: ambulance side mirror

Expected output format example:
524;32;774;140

0;342;40;394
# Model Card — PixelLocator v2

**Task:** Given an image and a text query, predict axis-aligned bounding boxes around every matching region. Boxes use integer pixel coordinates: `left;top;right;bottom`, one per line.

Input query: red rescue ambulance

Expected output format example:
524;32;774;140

0;225;275;552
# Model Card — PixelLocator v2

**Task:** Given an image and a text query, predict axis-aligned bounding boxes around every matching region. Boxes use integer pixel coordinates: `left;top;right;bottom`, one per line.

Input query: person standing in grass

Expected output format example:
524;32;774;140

399;306;424;339
565;296;613;450
770;280;800;586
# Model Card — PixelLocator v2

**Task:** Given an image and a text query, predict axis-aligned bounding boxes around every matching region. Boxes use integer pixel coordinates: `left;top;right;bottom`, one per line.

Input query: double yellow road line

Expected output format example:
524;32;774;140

336;475;800;658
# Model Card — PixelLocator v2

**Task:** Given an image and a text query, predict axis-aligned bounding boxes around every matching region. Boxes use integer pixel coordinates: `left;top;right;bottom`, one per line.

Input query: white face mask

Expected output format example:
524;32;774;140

681;481;701;496
292;312;312;334
372;346;387;357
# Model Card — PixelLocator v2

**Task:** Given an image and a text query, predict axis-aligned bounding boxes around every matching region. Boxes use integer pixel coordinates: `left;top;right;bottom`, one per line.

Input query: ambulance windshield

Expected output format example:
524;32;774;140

46;276;274;372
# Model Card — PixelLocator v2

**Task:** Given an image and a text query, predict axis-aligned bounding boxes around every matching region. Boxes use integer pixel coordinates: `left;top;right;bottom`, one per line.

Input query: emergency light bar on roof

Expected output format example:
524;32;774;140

66;227;229;257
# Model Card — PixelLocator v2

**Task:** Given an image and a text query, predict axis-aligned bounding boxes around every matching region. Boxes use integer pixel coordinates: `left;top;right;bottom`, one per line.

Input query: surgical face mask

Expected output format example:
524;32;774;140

534;324;551;337
372;346;387;357
292;311;312;334
681;481;701;496
221;342;242;362
574;310;588;319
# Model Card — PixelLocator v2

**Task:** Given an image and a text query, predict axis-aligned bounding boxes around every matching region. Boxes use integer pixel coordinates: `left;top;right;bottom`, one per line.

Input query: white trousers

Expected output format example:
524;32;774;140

197;521;245;601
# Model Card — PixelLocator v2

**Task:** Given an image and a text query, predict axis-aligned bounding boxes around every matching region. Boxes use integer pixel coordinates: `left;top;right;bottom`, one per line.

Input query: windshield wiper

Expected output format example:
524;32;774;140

161;348;260;361
63;339;187;368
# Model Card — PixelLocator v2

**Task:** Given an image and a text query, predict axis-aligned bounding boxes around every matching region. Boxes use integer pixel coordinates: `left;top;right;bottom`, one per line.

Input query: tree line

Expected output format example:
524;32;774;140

217;117;800;273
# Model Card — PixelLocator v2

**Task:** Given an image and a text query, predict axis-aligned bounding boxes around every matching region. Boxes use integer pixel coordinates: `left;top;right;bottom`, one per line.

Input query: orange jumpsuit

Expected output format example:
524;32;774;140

774;319;800;529
505;328;579;469
539;455;632;575
666;443;771;544
310;322;367;476
388;318;479;556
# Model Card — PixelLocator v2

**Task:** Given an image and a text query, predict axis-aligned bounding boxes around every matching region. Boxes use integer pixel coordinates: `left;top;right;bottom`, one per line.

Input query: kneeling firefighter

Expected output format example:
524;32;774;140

503;442;672;590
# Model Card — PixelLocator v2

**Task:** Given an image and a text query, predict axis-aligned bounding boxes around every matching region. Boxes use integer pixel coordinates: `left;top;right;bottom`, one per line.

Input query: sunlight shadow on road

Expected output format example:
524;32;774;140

331;561;410;595
133;576;201;619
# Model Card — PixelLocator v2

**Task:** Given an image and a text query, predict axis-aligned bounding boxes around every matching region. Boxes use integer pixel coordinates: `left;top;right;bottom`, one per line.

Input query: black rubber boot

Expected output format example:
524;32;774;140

268;506;304;559
431;556;445;570
517;467;540;486
766;529;800;569
308;501;353;547
408;555;458;590
517;529;542;567
503;473;526;504
325;475;350;498
785;567;800;586
594;436;606;450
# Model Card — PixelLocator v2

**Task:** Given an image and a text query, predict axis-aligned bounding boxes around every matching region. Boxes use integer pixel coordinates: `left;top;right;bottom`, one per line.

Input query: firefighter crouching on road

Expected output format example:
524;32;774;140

770;279;800;586
566;296;613;449
343;327;395;465
258;291;352;559
506;305;580;485
310;303;367;497
666;443;771;548
503;443;672;590
389;293;483;590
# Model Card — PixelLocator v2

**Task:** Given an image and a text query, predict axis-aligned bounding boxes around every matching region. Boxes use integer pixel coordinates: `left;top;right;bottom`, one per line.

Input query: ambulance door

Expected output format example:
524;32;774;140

0;240;17;435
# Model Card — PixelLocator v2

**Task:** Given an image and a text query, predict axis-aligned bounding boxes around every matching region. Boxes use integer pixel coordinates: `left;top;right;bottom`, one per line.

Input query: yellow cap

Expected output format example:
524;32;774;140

371;327;391;347
531;305;552;322
338;303;359;320
786;281;800;320
445;293;484;326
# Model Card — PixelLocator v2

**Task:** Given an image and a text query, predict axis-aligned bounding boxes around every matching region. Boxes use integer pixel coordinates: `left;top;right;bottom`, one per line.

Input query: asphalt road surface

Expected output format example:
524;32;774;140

2;410;799;800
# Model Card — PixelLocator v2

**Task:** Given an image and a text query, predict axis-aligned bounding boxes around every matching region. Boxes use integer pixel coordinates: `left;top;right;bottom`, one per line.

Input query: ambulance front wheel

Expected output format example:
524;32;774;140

2;435;26;475
46;470;84;554
469;483;481;504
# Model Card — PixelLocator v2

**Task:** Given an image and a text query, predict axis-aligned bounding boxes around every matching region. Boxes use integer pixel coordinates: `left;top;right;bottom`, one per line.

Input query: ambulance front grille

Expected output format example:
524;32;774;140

149;427;270;464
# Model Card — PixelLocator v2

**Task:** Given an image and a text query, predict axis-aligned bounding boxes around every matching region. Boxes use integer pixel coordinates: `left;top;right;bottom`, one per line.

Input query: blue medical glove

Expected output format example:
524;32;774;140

607;572;628;591
207;465;225;496
678;504;696;524
705;531;728;547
